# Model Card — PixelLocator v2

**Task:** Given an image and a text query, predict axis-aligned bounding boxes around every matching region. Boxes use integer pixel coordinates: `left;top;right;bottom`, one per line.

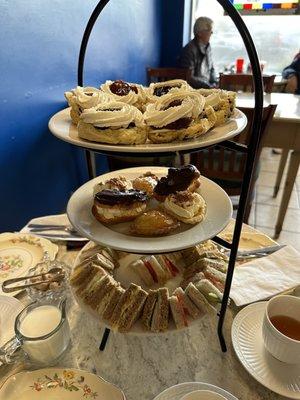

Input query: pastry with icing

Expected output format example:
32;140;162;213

153;165;201;202
92;188;149;224
77;101;148;145
64;86;110;124
144;90;212;143
132;172;158;196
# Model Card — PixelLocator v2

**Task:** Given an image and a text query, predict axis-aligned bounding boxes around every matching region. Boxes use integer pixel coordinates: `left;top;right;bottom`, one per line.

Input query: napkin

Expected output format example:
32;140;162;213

230;245;300;306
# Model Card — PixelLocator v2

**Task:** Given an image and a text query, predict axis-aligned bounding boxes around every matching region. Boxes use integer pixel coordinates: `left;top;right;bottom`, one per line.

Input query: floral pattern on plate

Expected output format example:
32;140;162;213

30;370;98;398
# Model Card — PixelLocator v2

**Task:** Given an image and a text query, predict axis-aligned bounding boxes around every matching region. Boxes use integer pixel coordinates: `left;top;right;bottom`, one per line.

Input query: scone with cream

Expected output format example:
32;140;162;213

78;102;148;145
145;79;192;103
64;86;110;124
100;80;146;110
92;189;148;224
164;191;206;224
144;90;209;143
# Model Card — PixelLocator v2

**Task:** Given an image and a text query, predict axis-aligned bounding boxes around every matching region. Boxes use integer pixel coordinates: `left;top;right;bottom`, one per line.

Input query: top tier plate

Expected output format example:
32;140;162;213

49;107;247;154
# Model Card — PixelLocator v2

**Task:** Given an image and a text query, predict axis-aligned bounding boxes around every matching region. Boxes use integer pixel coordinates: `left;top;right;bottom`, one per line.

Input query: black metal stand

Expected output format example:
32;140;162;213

77;0;264;352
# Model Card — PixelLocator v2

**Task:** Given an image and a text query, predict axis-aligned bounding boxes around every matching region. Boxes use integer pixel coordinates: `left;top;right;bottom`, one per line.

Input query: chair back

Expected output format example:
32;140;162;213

190;104;277;200
146;67;191;85
219;73;275;93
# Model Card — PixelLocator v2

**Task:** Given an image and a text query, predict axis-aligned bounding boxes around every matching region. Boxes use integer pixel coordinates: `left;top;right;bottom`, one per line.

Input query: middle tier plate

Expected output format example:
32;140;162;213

67;167;232;254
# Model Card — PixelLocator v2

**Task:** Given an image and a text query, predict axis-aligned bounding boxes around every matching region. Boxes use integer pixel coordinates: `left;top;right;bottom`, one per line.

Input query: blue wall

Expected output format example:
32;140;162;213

0;0;162;231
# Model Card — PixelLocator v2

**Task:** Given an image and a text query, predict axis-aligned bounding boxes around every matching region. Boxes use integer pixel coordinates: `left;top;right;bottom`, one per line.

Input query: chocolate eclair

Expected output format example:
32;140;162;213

92;189;149;224
154;165;201;202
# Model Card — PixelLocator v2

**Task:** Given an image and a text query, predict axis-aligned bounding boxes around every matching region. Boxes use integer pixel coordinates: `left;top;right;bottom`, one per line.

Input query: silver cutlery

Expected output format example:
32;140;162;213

27;223;79;235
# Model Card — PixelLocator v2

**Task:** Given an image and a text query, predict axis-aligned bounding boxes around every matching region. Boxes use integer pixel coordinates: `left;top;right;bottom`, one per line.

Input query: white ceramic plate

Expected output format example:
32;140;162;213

49;108;247;154
231;302;300;399
153;382;238;400
0;295;23;346
0;233;58;296
67;167;232;254
0;368;125;400
20;214;88;242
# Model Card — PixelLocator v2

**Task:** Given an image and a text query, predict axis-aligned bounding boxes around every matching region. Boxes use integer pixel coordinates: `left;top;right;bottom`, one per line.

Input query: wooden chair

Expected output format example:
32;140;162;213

146;67;191;85
219;73;276;93
190;104;277;223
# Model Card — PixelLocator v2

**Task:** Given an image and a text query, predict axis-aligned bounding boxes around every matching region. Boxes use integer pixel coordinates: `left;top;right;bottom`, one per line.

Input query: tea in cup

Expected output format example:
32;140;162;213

262;295;300;364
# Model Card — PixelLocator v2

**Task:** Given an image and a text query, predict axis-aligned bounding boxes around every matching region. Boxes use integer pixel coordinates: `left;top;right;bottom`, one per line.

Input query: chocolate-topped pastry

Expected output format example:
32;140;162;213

95;189;148;205
92;189;148;224
154;165;201;201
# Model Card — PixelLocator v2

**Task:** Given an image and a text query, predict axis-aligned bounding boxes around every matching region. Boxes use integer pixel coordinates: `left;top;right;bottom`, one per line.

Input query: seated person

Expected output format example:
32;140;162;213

282;51;300;94
178;16;217;89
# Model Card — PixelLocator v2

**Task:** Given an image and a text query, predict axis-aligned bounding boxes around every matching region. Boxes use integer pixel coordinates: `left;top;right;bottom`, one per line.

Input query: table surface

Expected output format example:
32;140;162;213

0;223;287;400
236;92;300;123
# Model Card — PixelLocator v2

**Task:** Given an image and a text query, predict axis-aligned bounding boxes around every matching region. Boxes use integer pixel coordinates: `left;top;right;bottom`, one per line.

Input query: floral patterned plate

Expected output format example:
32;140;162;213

0;368;126;400
0;233;58;296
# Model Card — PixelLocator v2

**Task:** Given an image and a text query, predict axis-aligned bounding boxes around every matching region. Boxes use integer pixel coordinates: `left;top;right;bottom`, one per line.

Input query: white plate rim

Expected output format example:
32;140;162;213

49;108;247;154
67;167;233;254
231;301;300;399
153;381;238;400
0;367;126;399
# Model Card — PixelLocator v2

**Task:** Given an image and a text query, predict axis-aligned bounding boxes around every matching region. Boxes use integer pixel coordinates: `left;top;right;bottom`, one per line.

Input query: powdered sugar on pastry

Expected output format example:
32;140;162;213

164;191;206;224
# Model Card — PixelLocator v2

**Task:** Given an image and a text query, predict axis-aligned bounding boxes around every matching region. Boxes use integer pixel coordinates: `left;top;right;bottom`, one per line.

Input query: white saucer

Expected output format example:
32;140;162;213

231;302;300;399
67;167;232;254
0;296;23;347
153;382;238;400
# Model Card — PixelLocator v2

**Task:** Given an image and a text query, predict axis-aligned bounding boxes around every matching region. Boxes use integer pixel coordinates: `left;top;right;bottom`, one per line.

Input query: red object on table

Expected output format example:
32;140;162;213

236;58;244;74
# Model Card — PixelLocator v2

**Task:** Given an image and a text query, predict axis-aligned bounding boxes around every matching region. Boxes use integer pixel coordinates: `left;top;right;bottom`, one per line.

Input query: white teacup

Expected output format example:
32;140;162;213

262;295;300;364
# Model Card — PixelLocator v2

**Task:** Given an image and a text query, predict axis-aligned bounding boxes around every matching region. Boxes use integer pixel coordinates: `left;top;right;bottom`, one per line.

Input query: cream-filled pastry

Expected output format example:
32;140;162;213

64;86;111;124
204;92;232;126
100;80;146;109
92;189;148;224
164;191;206;224
145;79;192;103
77;102;148;145
93;176;132;195
154;165;201;202
132;174;157;196
144;90;208;143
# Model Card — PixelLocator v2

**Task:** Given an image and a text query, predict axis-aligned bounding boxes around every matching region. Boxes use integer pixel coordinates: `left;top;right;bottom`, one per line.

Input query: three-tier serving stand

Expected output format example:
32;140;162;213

49;0;264;353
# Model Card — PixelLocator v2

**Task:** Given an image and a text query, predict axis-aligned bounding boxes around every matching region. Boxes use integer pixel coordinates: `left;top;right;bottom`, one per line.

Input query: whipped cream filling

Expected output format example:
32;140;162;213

95;204;145;219
205;93;222;109
144;91;205;128
164;192;205;219
147;79;191;98
80;101;144;128
100;80;145;105
65;86;110;109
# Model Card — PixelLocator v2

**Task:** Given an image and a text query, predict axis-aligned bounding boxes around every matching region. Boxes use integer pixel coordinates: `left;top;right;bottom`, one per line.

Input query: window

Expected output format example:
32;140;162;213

191;0;300;75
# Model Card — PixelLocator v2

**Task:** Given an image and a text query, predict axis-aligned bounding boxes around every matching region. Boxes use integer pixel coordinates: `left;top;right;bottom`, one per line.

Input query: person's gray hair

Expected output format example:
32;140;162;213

193;16;213;36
